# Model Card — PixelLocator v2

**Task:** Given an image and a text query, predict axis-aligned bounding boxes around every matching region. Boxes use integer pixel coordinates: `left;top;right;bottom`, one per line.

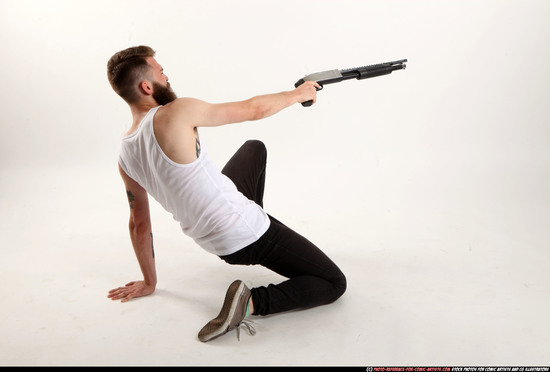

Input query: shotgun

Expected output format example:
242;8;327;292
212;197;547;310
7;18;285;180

295;59;407;106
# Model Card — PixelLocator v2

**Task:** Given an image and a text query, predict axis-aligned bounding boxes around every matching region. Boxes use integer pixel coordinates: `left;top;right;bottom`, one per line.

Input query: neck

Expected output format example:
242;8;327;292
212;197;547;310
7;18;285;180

129;101;159;129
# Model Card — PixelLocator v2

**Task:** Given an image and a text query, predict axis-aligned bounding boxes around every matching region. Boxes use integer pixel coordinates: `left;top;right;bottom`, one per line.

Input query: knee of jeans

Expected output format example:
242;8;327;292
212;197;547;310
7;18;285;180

244;139;267;156
333;272;347;301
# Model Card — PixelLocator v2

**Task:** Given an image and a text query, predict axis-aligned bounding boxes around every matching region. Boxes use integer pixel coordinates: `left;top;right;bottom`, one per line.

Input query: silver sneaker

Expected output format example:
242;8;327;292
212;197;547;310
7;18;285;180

198;280;255;342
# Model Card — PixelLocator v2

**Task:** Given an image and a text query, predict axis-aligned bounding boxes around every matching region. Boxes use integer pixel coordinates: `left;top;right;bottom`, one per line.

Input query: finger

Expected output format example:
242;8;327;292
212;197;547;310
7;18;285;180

112;292;131;301
108;290;125;300
108;287;125;295
109;286;127;294
108;287;130;299
121;295;133;303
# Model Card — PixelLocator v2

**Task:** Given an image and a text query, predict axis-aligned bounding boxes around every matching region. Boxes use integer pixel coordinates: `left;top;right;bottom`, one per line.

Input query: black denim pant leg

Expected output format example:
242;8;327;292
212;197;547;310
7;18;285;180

219;140;346;316
221;216;347;316
221;139;267;208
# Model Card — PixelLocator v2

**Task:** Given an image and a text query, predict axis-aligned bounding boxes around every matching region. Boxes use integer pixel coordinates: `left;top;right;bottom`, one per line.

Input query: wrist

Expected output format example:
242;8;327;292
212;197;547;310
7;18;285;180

289;89;302;105
143;275;157;288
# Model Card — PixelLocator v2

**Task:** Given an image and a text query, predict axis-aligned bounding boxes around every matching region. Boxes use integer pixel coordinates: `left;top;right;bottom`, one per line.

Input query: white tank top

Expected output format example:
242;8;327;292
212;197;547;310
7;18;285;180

118;106;270;256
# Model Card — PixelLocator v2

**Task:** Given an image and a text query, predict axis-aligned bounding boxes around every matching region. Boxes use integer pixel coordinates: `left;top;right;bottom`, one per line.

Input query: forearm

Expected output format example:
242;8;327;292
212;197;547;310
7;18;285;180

129;224;157;287
247;90;301;120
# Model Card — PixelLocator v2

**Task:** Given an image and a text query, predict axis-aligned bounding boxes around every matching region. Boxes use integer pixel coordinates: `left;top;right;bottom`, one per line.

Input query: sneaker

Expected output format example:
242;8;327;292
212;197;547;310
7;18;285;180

198;280;255;342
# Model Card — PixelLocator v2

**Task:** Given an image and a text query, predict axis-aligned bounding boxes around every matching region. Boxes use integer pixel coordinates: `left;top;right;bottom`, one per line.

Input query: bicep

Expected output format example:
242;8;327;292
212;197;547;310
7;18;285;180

175;97;257;127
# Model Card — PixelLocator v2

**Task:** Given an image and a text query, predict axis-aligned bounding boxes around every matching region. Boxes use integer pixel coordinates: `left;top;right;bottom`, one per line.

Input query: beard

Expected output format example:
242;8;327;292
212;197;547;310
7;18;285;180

152;82;178;105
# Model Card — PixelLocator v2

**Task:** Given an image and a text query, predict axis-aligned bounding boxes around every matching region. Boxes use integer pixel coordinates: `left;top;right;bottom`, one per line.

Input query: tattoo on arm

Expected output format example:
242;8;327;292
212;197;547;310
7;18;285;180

195;137;201;158
150;232;155;259
194;129;201;158
126;190;135;209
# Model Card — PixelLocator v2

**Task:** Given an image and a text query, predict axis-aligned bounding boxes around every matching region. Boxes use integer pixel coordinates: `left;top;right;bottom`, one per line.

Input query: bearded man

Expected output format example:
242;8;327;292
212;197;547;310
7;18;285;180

106;46;346;342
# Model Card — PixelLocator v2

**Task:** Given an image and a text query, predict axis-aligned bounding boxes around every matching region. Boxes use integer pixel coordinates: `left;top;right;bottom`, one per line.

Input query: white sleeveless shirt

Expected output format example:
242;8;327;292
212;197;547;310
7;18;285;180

118;106;270;256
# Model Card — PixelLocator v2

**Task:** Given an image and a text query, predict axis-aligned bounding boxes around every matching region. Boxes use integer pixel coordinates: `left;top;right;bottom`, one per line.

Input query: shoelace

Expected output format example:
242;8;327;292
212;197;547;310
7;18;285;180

235;319;256;341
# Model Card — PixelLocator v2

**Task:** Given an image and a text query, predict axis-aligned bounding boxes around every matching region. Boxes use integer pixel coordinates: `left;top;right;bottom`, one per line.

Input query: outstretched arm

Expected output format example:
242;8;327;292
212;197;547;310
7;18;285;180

108;165;157;303
151;81;321;165
167;80;321;128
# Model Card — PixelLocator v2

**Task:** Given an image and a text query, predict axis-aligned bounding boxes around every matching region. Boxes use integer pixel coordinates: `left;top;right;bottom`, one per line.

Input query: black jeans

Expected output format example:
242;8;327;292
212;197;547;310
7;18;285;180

220;140;347;316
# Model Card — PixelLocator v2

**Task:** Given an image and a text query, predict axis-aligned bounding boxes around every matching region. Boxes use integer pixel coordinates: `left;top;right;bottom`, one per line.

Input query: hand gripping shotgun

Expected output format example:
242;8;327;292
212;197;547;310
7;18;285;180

294;59;407;106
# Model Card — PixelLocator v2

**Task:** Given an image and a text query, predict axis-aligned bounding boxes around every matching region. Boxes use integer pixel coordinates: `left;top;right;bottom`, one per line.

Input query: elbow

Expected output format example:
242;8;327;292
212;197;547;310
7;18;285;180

248;98;268;121
128;217;150;235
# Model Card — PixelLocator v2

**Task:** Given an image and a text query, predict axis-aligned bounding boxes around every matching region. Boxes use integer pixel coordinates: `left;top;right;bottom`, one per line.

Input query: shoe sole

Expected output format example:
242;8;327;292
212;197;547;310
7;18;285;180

198;280;249;342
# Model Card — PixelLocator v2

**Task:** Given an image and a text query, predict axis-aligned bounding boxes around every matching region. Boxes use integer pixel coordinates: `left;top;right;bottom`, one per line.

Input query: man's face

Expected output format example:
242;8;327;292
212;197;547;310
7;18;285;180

146;57;178;105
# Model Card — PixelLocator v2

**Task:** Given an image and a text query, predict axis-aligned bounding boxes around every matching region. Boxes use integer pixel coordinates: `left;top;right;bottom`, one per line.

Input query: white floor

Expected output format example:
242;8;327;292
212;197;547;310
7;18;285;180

1;159;548;366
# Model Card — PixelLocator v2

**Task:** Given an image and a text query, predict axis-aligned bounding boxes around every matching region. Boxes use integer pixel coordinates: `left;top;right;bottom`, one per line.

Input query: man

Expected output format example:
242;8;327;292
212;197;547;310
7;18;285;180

106;46;346;342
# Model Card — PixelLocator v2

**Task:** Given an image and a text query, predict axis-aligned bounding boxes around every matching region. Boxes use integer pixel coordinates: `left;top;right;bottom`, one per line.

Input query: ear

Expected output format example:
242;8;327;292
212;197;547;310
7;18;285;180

139;80;153;96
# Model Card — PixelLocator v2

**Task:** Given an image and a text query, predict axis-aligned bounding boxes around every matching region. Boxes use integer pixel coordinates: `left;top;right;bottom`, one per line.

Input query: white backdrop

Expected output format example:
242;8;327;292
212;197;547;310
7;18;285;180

1;0;549;366
2;0;548;171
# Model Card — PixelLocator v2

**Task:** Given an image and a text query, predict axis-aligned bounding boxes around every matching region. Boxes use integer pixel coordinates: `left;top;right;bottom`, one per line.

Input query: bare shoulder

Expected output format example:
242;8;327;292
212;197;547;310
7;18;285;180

157;96;252;128
153;98;202;164
157;98;205;123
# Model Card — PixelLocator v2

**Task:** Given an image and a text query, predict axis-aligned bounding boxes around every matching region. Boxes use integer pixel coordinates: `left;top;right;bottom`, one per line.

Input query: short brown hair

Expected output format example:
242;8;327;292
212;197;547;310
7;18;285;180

107;45;156;103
